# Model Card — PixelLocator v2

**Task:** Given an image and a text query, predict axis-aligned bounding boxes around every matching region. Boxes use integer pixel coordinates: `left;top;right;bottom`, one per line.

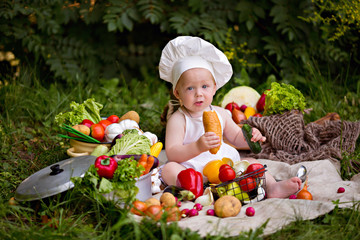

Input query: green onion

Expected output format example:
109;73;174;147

59;124;101;143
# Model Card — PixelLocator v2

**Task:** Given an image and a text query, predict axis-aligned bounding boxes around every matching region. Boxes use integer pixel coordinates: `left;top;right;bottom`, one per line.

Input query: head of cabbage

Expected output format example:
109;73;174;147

106;131;151;156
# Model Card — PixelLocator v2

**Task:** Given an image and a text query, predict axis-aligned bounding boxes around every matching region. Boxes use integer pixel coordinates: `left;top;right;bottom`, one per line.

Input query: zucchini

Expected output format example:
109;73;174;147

241;124;262;154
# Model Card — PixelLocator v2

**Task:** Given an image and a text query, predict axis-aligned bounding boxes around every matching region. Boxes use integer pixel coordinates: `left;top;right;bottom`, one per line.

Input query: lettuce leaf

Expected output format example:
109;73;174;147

71;157;143;204
264;82;306;115
55;98;103;126
106;132;151;156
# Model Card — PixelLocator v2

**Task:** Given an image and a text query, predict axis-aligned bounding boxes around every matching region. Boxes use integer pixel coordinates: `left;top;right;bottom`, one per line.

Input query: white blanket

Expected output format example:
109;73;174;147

147;158;360;237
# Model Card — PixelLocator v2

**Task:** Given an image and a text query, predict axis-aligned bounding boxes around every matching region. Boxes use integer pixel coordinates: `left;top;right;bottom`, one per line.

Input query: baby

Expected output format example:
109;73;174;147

159;36;301;198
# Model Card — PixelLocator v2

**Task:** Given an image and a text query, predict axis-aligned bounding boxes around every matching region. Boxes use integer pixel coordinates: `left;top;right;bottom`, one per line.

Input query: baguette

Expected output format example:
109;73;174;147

203;110;222;154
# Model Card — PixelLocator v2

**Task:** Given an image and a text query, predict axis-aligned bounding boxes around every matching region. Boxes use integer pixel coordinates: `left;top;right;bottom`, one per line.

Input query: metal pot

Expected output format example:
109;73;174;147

15;155;152;202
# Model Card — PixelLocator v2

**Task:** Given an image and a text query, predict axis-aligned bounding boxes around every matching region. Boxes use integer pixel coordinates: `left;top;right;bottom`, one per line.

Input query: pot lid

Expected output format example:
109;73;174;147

15;155;97;202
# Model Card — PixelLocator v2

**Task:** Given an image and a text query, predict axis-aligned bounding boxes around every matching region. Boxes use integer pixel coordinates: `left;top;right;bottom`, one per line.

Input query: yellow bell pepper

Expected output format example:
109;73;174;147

203;158;233;184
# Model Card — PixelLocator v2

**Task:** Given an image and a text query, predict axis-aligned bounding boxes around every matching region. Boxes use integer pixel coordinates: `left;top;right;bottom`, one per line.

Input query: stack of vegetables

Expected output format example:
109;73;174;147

221;82;307;124
56;98;164;202
55;98;163;158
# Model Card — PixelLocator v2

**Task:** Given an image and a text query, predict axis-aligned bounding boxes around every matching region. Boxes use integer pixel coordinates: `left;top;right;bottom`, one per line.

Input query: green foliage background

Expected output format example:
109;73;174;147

1;0;359;87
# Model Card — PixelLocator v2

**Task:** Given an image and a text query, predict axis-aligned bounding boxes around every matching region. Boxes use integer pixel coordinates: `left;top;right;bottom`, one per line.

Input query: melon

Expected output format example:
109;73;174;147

221;86;260;110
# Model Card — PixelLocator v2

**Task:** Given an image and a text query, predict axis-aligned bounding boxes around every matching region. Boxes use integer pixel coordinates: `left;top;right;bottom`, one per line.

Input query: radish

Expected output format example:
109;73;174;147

240;104;247;112
245;207;255;217
206;209;215;216
188;209;199;217
180;208;190;218
289;194;297;199
193;203;203;211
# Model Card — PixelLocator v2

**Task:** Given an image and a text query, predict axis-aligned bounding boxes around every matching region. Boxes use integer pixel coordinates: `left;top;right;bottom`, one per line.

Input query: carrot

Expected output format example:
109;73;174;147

203;110;222;154
144;156;155;175
137;154;148;175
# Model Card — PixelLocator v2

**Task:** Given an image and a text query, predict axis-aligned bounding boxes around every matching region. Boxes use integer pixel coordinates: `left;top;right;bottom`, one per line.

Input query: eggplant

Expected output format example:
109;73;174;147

163;185;195;201
111;154;159;171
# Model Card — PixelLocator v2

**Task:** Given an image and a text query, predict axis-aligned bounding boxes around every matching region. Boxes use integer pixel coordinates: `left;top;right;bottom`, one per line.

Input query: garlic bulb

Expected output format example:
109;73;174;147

104;120;141;142
142;131;158;145
151;168;162;194
118;119;139;130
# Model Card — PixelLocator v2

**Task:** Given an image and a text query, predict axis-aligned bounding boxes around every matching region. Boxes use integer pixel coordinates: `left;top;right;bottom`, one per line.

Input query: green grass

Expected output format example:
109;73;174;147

0;64;359;239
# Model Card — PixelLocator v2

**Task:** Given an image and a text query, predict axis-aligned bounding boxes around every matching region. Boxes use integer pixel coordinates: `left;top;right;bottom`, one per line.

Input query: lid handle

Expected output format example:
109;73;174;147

50;164;64;176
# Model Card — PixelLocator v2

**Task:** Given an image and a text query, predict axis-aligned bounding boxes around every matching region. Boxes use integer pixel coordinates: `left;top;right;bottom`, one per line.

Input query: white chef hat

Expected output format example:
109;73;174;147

159;36;233;90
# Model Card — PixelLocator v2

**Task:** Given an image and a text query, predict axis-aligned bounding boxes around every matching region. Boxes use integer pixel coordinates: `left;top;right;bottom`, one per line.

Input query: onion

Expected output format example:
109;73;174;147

194;187;214;207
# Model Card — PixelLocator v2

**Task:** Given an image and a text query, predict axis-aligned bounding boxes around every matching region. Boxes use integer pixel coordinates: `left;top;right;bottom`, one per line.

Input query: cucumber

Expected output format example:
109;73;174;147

241;124;262;154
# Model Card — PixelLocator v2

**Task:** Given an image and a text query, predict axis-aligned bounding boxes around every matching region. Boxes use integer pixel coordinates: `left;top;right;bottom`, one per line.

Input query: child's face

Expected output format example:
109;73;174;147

174;68;216;114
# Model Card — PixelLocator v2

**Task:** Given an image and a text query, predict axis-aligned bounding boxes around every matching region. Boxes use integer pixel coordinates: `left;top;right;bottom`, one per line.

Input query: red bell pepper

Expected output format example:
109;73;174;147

176;168;203;199
94;155;118;179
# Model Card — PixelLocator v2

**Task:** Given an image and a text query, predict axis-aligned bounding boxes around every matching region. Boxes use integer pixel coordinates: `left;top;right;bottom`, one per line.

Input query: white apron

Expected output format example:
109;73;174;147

179;107;241;176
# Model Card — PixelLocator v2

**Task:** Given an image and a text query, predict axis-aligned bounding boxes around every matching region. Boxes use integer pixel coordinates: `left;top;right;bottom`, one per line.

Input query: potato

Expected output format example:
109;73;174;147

70;124;90;137
160;192;176;207
145;197;161;207
214;195;241;218
119;111;140;124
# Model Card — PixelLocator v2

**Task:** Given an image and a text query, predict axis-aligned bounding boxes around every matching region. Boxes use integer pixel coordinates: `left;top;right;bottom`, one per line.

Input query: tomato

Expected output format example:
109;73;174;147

107;115;120;123
81;119;94;128
239;177;257;192
245;163;265;178
98;119;112;130
218;164;236;182
90;124;105;141
146;205;163;221
130;200;148;216
253;113;263;117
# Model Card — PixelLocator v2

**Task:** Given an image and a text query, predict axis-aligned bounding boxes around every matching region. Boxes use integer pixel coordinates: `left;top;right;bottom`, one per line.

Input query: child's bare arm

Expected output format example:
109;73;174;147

165;111;220;163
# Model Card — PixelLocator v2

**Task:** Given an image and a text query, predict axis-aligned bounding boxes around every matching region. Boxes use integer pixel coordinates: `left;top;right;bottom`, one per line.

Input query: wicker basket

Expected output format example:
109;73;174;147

211;165;267;204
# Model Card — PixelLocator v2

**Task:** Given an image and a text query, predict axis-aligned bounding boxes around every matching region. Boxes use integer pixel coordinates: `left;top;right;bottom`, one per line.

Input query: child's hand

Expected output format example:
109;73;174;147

197;132;220;152
251;128;266;143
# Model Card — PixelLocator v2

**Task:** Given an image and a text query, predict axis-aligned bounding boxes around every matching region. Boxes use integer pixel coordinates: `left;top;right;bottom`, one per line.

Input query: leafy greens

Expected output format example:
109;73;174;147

55;98;103;126
264;82;306;115
71;156;143;204
106;131;151;156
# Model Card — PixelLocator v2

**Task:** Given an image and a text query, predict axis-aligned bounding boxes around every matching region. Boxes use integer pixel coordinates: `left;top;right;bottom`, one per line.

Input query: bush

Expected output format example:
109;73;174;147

1;0;359;88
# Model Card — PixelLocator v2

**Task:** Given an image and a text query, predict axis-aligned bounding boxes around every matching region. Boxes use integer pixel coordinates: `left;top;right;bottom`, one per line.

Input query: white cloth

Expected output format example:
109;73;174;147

159;36;233;90
178;107;241;180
